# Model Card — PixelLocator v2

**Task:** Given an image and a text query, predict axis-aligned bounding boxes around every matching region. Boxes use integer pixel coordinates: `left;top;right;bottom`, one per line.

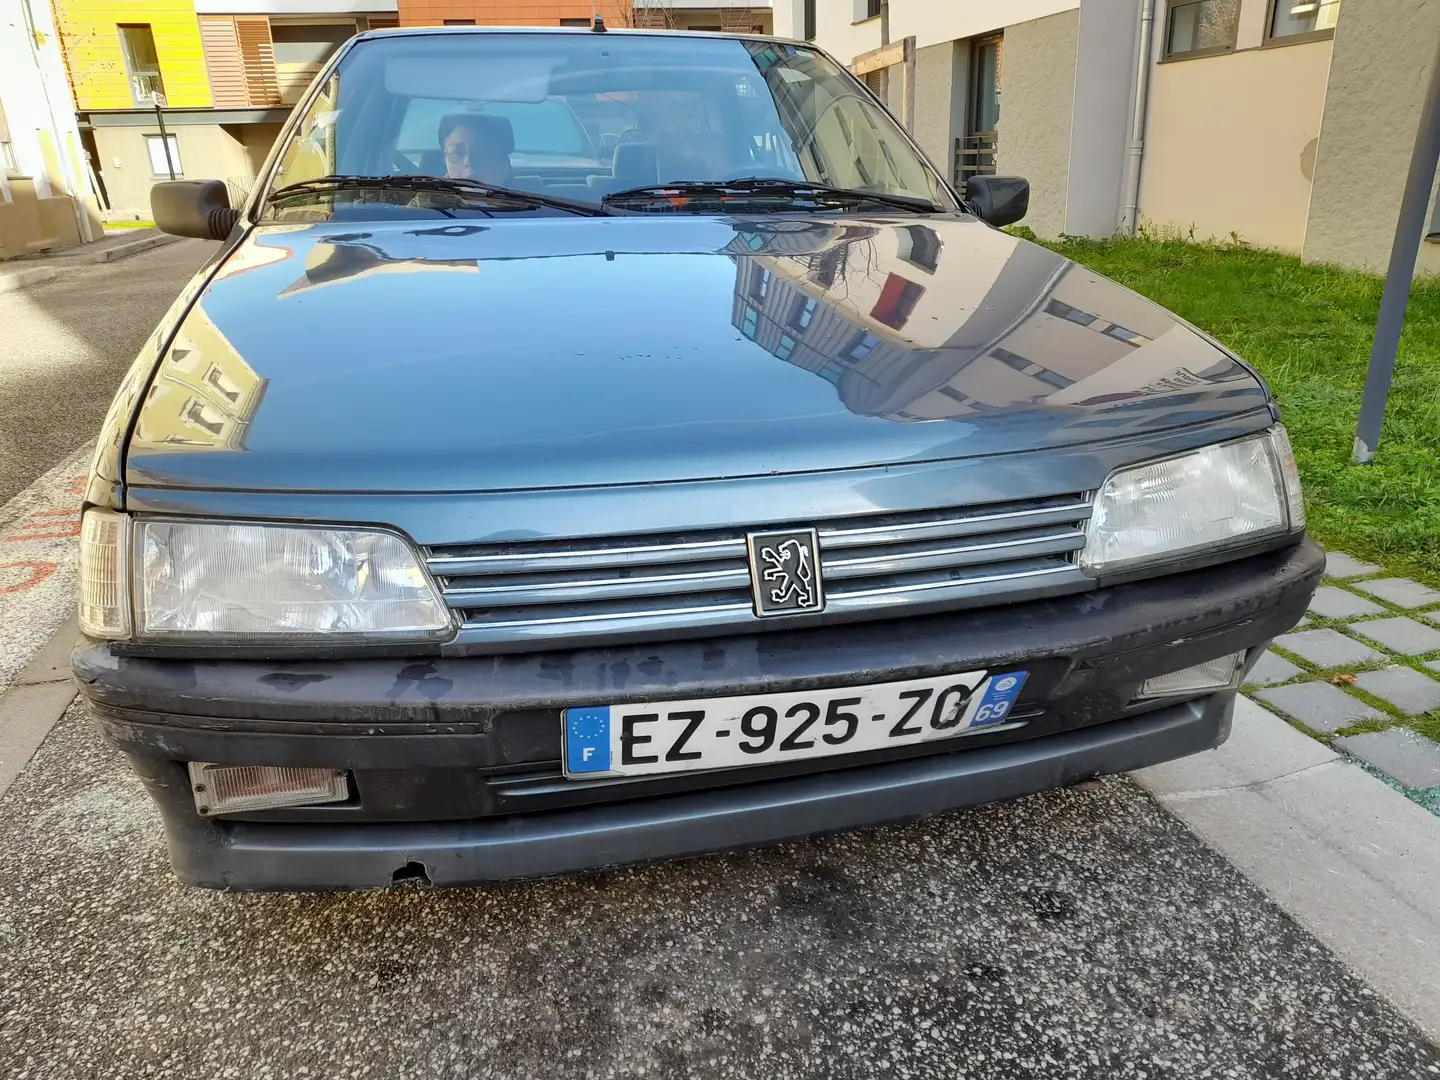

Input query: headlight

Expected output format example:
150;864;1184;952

77;513;453;643
1079;426;1304;576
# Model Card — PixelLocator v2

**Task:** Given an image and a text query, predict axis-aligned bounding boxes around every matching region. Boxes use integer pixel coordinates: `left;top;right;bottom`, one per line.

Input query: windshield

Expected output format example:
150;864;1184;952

262;30;956;219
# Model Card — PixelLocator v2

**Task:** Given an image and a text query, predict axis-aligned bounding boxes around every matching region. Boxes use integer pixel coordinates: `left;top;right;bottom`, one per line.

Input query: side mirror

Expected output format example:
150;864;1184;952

964;175;1029;228
151;180;240;240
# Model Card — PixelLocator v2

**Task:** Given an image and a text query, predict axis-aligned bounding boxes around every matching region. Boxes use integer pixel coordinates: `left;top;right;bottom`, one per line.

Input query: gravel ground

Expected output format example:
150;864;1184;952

1;703;1436;1079
0;240;214;504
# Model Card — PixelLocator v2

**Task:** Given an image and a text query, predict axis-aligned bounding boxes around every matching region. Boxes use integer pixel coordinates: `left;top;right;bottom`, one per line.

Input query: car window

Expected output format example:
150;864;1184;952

264;32;955;217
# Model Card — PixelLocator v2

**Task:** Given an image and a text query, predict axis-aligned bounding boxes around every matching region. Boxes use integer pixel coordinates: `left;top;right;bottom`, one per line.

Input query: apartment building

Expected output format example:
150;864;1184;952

775;0;1440;273
50;0;398;217
395;2;771;33
0;0;99;258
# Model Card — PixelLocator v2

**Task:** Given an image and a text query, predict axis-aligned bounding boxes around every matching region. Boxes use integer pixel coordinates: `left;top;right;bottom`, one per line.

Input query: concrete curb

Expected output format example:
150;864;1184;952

0;266;58;293
0;617;77;801
91;232;178;263
1134;696;1440;1042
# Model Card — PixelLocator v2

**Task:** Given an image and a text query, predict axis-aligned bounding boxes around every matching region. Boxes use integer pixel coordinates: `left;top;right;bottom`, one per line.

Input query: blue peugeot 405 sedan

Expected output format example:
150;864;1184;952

72;25;1321;890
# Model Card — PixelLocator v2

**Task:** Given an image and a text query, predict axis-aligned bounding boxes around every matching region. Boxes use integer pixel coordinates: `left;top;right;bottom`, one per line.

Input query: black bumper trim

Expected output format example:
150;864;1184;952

162;693;1231;891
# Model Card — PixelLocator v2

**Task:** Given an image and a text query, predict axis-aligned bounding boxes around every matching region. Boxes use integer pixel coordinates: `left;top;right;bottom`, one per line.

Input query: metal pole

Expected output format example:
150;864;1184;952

154;101;176;181
1353;36;1440;464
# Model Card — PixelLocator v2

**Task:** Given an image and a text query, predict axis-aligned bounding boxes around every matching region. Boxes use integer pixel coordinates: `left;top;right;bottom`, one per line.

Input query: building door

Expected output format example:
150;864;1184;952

956;33;1001;184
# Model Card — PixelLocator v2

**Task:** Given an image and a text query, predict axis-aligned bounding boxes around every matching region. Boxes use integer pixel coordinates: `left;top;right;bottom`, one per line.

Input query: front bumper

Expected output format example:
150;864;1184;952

74;539;1324;890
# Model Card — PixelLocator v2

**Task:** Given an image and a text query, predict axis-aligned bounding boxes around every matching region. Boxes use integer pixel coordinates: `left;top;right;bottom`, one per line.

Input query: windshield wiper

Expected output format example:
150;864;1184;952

266;174;611;217
602;178;944;214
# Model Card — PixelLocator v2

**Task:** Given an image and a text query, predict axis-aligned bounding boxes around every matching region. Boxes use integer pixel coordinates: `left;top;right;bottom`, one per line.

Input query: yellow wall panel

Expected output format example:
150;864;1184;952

54;0;213;110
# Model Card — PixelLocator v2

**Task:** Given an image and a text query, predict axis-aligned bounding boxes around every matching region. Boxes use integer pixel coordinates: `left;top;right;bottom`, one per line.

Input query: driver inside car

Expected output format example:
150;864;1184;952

440;113;514;185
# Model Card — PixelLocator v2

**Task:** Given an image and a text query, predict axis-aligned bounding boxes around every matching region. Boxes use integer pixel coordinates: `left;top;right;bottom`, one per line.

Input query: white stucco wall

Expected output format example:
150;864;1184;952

995;8;1080;239
889;0;1077;51
0;0;87;203
1304;0;1440;273
1064;0;1138;237
776;0;1079;59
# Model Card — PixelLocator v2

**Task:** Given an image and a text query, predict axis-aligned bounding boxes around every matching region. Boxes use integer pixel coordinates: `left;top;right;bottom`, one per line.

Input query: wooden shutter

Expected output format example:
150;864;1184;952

719;9;753;33
235;16;281;107
199;17;247;108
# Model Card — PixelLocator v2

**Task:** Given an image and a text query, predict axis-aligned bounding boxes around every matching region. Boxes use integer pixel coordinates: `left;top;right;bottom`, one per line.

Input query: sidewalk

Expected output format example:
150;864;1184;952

1132;546;1440;1041
1243;549;1440;814
1136;696;1440;1041
0;228;178;277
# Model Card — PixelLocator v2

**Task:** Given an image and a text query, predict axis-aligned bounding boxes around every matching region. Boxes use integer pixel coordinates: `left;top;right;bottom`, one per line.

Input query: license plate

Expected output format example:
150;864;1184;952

562;669;1029;779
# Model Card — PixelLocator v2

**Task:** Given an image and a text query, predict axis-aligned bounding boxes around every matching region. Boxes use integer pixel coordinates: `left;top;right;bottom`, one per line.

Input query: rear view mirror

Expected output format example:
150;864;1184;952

964;175;1029;228
152;180;240;240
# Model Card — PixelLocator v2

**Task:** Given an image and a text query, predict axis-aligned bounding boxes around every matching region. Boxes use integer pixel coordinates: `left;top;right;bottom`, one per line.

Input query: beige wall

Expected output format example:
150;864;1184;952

1304;0;1440;273
995;9;1079;239
0;179;83;259
1140;40;1333;253
94;123;260;217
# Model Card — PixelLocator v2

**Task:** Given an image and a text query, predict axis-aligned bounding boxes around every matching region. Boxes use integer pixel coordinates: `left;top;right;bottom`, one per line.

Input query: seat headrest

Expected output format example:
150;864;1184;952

438;113;516;156
612;140;658;186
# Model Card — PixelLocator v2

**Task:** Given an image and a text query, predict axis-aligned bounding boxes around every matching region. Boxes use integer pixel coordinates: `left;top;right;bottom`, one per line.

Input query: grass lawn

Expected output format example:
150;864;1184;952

1036;235;1439;588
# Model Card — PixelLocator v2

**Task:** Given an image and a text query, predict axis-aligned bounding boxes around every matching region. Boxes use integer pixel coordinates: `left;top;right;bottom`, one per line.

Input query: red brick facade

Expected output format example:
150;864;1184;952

398;2;612;28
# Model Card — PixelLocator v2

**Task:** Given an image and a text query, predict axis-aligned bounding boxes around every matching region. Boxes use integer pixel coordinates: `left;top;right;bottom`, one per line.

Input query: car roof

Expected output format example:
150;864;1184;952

353;25;795;47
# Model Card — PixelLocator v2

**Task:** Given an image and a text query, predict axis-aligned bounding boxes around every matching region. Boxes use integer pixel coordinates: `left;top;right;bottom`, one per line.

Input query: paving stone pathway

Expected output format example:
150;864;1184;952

1244;550;1440;814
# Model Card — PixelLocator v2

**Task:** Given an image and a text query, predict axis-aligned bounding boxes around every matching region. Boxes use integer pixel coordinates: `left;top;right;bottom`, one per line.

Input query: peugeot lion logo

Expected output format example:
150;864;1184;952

746;529;825;617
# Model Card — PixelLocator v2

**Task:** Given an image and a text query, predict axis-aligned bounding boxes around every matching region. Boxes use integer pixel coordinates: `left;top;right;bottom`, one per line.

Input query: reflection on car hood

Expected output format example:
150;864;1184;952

126;214;1269;493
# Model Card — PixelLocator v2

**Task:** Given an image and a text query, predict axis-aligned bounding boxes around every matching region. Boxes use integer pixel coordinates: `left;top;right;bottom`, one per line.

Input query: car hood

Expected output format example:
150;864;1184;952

127;213;1269;493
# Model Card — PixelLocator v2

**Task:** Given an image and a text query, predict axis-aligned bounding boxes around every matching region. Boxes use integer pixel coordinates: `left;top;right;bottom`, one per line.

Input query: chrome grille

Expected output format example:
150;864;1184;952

429;494;1093;652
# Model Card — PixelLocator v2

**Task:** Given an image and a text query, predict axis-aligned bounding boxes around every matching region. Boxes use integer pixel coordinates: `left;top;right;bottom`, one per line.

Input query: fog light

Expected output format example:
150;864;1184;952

188;762;349;815
1138;652;1245;700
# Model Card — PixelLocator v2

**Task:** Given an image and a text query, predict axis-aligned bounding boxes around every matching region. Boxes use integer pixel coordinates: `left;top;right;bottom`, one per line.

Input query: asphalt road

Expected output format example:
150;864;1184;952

0;239;214;505
1;240;1439;1078
0;703;1435;1079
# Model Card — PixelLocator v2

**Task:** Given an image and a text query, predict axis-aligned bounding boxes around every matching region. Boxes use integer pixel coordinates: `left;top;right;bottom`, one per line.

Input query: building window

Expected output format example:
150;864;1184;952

803;0;816;40
559;18;589;27
870;274;924;330
846;332;879;362
853;0;881;21
749;266;771;301
741;306;759;340
443;19;475;25
269;23;357;65
1046;298;1097;326
776;334;797;361
119;24;165;106
1163;0;1239;59
1266;0;1340;41
899;225;941;273
1103;323;1147;346
790;296;817;331
145;134;182;177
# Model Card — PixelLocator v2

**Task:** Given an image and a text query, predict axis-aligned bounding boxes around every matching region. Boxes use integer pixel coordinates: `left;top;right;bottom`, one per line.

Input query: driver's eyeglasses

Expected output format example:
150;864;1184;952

444;144;475;164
